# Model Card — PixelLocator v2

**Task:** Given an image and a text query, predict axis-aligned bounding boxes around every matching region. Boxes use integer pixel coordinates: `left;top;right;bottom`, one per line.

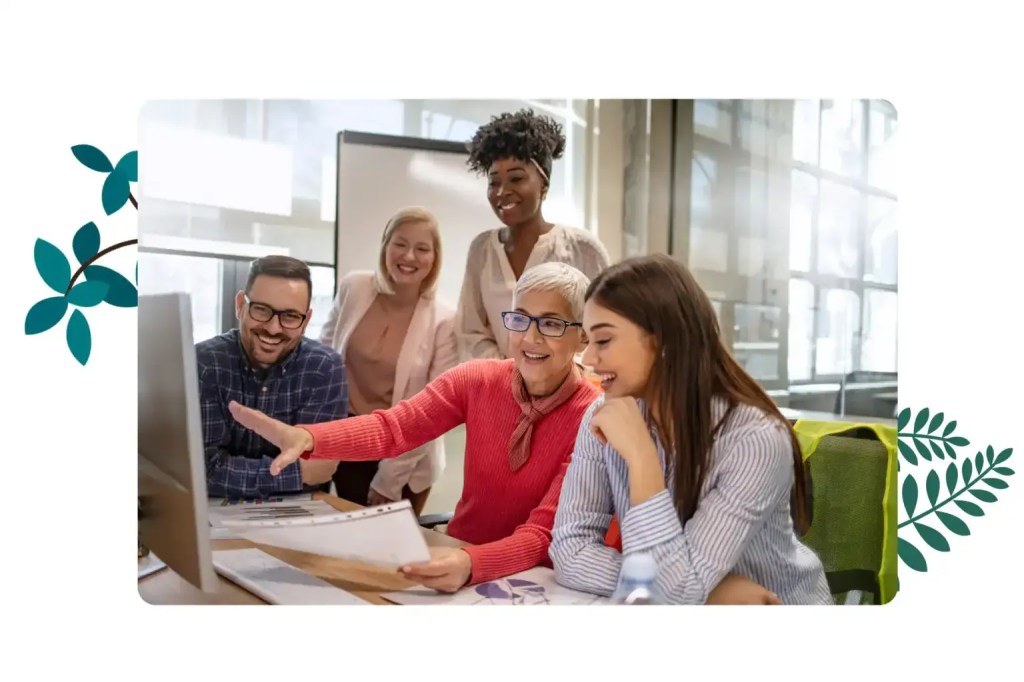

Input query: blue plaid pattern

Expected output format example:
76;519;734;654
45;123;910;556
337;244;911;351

196;329;348;498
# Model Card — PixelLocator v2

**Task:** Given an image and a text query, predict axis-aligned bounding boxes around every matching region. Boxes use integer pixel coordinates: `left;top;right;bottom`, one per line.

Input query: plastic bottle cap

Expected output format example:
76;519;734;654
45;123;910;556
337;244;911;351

620;553;657;581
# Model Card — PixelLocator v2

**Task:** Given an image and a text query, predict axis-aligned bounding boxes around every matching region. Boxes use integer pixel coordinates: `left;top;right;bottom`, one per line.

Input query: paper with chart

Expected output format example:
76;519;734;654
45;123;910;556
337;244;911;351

219;499;430;568
382;566;612;606
213;548;370;605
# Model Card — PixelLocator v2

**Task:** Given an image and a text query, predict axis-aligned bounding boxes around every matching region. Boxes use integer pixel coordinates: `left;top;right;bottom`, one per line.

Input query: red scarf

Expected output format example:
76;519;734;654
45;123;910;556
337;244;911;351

507;364;582;472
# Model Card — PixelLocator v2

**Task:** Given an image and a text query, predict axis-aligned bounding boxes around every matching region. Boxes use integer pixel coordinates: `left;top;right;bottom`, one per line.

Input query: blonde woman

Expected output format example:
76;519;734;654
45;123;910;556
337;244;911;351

319;207;458;514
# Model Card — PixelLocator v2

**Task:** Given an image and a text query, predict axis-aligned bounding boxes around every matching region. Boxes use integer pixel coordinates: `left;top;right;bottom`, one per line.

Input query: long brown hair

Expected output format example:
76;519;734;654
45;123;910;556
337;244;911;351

585;254;810;535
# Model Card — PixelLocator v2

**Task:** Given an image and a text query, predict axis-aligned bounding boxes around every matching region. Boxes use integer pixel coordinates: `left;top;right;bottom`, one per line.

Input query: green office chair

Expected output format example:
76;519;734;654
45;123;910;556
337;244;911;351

794;420;898;605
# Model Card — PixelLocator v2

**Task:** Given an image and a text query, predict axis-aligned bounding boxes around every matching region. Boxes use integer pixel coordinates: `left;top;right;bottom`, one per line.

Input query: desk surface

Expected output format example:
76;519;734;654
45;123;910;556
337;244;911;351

138;493;466;605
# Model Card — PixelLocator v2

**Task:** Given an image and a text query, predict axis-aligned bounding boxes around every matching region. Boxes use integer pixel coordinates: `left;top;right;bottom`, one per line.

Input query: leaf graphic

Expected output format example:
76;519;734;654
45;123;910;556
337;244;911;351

945;462;958;495
942;420;957;437
975;452;984;473
944;442;957;459
66;280;109;307
25;297;69;334
955;500;984;517
914;408;930;433
72;222;101;264
897;407;911;431
926;469;940;506
898;440;918;465
993;467;1015;476
986;445;995;466
902;475;918;517
930;441;945;461
970;489;997;503
898;537;927;572
915;522;950;552
34;239;71;293
71;144;113;172
116;150;138;182
914;438;932;462
928;412;944;434
83;265;138;307
936;511;970;536
948;436;970;447
102;166;131;215
66;309;91;365
994;448;1013;465
963;458;973;484
983;478;1009;490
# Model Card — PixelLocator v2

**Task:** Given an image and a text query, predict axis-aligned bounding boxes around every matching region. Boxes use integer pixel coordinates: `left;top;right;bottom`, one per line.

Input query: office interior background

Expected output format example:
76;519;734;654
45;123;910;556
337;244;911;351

138;99;898;512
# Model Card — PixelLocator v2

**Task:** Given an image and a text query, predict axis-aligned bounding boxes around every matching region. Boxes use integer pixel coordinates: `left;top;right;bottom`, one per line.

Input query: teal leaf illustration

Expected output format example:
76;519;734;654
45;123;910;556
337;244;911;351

963;457;974;484
948;436;969;447
914;408;930;433
944;442;957;459
72;222;100;264
116;150;138;182
945;462;958;495
983;478;1009;490
942;420;957;437
930;441;945;461
902;475;918;517
955;500;984;517
986;445;995;466
66;280;109;307
897;407;910;431
928;412;944;434
34;239;71;293
913;438;932;462
975;451;984;473
969;489;997;503
102;166;131;215
898;537;927;572
71;144;113;173
66;309;91;365
936;511;970;536
926;470;940;506
898;440;918;465
994;448;1013;465
914;523;949;552
83;265;137;307
25;297;69;334
993;467;1015;476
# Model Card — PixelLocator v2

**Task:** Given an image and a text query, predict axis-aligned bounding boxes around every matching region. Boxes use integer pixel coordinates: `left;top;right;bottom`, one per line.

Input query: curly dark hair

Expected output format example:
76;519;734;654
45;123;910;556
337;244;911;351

466;108;566;183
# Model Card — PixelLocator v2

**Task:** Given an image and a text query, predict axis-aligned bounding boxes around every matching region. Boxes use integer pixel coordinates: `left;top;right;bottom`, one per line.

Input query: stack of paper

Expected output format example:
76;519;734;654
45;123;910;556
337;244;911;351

382;566;611;606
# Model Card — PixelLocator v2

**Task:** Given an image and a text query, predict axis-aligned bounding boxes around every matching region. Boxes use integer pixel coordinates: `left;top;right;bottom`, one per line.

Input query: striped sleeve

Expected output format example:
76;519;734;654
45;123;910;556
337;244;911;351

549;401;623;596
620;420;795;604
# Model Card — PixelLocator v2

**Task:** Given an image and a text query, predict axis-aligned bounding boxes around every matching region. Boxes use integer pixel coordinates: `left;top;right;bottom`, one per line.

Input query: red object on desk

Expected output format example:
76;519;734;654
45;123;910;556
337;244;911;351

604;517;622;551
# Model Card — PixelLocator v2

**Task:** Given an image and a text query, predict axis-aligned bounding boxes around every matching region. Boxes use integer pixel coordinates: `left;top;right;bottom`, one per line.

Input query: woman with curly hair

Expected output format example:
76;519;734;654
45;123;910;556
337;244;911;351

456;108;611;361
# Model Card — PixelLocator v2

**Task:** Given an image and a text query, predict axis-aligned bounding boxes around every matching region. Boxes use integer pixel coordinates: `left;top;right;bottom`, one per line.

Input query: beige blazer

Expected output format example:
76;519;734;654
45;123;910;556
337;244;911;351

319;271;459;500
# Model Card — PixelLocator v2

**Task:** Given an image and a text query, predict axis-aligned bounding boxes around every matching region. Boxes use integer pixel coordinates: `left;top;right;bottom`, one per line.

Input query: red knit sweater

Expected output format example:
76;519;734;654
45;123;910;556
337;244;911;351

300;359;601;584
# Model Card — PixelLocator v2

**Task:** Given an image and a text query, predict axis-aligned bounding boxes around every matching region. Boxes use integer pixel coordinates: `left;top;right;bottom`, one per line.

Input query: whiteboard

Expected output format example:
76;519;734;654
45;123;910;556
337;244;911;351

334;131;499;309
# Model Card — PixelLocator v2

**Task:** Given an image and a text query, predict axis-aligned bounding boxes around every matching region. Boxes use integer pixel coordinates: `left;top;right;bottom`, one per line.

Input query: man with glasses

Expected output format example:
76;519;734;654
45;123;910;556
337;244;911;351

196;255;347;499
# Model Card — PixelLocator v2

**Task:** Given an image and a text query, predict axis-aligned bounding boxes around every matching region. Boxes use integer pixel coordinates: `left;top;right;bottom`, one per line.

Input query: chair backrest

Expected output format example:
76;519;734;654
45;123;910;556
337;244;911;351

793;421;898;605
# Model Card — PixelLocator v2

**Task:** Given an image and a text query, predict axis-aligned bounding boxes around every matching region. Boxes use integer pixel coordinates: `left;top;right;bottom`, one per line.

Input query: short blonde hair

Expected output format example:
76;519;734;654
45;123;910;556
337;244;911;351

513;262;590;321
373;207;443;297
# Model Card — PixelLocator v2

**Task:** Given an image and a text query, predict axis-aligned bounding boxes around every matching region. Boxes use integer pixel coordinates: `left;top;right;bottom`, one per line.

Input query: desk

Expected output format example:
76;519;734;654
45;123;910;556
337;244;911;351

780;407;896;428
138;493;466;605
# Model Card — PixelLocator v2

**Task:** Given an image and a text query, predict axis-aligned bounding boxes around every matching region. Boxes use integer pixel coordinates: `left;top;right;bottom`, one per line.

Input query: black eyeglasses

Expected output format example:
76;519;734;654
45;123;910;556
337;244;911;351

501;311;581;338
244;295;308;329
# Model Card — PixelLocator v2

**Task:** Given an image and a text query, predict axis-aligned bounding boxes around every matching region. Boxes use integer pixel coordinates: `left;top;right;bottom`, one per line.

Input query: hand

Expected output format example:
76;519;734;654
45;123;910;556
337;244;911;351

228;401;315;475
300;458;338;486
706;574;782;605
590;397;657;464
366;487;396;507
399;547;473;593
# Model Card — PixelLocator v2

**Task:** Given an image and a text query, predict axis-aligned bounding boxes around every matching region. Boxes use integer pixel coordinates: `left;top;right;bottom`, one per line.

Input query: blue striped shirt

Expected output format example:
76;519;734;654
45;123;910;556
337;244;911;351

550;396;833;605
196;329;348;498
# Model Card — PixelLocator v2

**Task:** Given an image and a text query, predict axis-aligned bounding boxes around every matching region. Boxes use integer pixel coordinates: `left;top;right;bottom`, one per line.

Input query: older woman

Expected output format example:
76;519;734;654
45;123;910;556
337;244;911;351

229;262;601;592
318;207;458;515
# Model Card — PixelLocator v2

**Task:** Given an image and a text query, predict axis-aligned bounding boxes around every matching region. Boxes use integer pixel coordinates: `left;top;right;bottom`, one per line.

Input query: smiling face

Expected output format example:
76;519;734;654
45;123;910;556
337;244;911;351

487;157;546;228
384;219;436;290
507;288;584;397
581;297;658;400
234;275;311;369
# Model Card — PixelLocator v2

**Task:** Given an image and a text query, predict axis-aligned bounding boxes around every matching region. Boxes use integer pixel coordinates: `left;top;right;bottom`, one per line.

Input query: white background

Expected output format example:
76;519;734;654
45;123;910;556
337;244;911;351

2;0;1021;679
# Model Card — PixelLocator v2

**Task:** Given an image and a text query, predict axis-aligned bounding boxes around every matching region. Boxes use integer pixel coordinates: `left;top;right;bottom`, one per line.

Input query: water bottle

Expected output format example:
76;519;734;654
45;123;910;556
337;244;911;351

612;553;660;604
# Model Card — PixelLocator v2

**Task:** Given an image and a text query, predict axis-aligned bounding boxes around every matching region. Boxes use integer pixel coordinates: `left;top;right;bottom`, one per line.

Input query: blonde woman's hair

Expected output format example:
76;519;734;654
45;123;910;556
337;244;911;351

373;207;442;297
513;261;590;321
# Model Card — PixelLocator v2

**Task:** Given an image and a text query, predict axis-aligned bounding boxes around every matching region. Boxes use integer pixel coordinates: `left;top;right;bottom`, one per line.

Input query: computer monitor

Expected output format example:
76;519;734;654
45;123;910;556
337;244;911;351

138;292;217;592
